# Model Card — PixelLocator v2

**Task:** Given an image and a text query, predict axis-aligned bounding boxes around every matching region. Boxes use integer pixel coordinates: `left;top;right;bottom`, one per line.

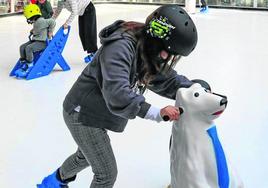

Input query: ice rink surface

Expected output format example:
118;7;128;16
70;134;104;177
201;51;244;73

0;4;268;188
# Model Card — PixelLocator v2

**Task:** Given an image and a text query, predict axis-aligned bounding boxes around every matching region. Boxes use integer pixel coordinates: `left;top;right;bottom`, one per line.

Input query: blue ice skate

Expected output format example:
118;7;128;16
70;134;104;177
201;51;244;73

200;6;209;13
10;26;71;80
14;62;34;78
13;61;27;78
37;170;68;188
84;52;95;63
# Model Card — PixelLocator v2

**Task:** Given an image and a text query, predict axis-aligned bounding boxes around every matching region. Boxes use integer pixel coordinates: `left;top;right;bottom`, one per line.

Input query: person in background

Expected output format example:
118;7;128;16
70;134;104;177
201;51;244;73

15;4;55;78
36;0;53;19
37;4;199;188
30;0;37;4
200;0;209;13
52;0;98;63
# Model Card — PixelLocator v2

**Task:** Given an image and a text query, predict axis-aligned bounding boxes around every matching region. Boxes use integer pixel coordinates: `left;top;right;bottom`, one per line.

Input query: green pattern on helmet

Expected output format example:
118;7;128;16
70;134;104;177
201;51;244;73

148;16;175;39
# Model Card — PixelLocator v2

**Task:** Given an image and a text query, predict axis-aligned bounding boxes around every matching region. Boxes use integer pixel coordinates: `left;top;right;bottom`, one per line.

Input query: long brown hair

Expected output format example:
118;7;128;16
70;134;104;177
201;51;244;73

121;21;165;85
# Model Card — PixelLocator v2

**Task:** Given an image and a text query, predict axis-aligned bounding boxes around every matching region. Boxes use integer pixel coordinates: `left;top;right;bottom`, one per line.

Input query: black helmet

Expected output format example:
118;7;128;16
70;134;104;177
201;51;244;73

145;5;198;56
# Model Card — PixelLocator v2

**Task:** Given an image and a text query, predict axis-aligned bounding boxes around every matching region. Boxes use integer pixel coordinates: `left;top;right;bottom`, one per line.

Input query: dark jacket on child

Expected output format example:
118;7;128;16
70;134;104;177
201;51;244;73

37;1;53;19
63;20;193;132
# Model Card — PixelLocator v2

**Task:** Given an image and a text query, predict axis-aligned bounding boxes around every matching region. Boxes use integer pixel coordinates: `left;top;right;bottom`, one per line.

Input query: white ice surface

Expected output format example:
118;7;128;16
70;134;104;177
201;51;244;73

0;4;268;188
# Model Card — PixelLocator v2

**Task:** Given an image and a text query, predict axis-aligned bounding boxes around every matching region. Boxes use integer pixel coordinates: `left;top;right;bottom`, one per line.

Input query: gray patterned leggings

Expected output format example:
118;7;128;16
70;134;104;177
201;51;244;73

60;110;118;188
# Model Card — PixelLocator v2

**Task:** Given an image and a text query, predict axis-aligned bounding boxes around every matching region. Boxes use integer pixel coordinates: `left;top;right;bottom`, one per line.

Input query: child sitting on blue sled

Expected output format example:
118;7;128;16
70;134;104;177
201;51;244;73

16;4;55;78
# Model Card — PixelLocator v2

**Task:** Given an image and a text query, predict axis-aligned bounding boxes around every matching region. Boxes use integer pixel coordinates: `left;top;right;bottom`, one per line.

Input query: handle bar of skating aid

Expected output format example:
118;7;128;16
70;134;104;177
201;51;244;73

162;107;184;121
28;33;33;41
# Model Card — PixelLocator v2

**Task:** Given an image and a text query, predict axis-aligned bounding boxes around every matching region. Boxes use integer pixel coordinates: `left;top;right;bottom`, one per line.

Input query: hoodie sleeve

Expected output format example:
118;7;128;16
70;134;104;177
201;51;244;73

45;18;56;32
65;0;78;25
52;1;64;20
46;1;54;18
147;69;193;100
97;38;151;119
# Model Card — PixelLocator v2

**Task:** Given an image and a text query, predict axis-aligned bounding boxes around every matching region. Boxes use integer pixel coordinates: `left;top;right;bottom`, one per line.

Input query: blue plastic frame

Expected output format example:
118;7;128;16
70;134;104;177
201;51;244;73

10;26;71;80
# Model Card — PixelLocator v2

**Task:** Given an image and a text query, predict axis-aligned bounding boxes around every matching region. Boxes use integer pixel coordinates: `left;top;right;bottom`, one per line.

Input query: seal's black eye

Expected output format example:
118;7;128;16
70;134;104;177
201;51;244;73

194;92;199;97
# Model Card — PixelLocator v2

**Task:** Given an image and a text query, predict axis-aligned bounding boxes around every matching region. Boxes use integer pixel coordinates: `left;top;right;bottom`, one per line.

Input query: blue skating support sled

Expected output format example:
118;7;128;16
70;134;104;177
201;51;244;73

10;26;71;80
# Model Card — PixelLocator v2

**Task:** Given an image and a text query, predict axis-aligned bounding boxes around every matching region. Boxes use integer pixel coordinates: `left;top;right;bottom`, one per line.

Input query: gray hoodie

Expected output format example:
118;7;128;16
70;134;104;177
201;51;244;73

32;17;56;41
63;20;192;132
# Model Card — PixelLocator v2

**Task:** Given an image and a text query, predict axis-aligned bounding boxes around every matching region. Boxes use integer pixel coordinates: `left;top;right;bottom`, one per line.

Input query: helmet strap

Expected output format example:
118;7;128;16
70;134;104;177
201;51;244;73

27;19;33;24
